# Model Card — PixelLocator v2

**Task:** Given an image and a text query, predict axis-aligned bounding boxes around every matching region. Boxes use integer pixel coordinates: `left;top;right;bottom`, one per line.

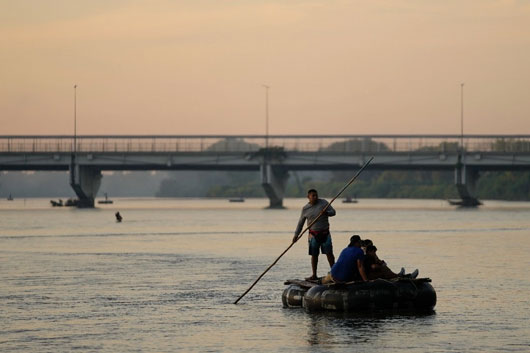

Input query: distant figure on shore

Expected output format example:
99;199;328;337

115;211;122;222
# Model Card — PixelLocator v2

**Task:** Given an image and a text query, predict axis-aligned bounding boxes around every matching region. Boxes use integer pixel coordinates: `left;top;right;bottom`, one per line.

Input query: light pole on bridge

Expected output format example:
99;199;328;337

460;83;464;152
74;84;77;154
263;84;270;149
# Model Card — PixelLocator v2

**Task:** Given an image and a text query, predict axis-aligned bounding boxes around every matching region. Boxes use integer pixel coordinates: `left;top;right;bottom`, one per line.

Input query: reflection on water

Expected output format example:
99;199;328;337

1;198;530;352
290;310;437;347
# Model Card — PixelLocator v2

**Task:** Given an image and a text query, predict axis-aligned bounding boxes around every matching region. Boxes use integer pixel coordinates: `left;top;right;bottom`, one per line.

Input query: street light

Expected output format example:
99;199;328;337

74;84;77;154
460;83;464;152
263;84;269;149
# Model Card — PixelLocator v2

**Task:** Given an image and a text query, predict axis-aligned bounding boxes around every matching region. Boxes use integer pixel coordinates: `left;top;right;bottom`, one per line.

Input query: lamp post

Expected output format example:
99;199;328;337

263;84;269;149
74;84;77;154
460;83;464;152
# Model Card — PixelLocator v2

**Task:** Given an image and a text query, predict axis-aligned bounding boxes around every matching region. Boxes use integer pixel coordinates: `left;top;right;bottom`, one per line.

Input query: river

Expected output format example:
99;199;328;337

1;198;529;352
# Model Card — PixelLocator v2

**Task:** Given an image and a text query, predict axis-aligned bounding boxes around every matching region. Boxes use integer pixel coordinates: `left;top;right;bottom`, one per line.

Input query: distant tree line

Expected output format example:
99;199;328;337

156;138;530;201
179;169;528;201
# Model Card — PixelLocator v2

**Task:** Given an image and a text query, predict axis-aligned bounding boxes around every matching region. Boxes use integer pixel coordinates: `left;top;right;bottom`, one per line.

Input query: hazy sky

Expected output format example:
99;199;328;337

1;0;529;135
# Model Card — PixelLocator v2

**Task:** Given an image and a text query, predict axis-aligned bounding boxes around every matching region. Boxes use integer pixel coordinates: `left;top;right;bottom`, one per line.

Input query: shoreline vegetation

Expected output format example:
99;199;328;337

1;169;528;201
158;170;530;201
158;138;530;201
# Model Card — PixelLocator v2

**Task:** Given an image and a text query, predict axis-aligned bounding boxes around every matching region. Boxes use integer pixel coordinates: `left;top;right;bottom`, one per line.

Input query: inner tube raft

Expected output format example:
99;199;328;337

283;278;436;312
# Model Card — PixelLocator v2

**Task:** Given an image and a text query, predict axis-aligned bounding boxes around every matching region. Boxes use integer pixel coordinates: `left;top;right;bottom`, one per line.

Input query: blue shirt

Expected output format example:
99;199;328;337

330;246;365;282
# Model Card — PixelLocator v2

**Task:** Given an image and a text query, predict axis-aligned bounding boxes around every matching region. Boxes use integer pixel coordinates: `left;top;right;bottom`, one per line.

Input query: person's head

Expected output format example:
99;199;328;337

307;189;318;205
361;239;373;248
348;235;362;247
366;245;377;255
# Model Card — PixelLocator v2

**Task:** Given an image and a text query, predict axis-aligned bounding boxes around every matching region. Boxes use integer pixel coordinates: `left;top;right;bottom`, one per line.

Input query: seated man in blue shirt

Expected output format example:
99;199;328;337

322;235;367;284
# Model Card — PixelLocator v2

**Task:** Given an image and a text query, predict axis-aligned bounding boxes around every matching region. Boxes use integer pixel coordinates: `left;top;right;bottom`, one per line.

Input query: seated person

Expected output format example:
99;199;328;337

322;235;368;284
362;239;399;271
362;239;390;268
364;245;418;279
361;239;372;253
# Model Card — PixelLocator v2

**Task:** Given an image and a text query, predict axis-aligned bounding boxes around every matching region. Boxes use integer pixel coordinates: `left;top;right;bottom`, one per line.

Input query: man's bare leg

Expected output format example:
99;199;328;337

306;255;318;280
326;253;335;268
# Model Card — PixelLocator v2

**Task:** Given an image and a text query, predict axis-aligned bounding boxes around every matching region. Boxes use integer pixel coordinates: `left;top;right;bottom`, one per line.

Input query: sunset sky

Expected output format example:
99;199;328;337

1;0;529;135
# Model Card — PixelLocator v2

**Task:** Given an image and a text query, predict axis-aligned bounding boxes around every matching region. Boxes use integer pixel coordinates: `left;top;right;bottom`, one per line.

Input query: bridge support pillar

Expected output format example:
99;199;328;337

69;161;102;208
454;163;481;207
261;164;289;209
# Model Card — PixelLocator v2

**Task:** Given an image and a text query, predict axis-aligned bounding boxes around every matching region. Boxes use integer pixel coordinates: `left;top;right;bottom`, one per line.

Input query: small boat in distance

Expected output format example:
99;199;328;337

50;198;78;207
50;199;79;207
64;198;79;207
98;193;114;204
7;194;14;201
447;198;482;207
342;196;358;203
229;197;245;203
50;199;63;207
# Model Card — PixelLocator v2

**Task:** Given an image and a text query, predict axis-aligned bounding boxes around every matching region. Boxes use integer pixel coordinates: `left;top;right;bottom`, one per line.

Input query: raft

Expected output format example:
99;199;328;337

283;278;436;312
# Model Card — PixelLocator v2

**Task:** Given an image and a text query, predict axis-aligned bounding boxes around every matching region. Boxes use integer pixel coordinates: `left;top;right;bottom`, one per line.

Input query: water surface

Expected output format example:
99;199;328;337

1;198;529;352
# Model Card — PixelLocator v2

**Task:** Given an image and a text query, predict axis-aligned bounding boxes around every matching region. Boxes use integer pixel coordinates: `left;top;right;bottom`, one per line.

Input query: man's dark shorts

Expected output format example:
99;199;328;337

308;234;333;256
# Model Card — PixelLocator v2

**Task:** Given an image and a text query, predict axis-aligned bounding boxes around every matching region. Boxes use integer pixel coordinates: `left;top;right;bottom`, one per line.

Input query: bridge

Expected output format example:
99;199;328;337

1;135;529;207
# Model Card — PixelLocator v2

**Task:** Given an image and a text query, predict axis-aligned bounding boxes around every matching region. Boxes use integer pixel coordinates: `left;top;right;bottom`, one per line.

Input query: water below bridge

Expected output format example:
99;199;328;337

1;198;529;352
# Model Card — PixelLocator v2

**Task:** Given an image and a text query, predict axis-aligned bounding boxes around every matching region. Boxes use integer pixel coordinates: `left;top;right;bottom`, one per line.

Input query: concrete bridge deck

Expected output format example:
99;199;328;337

2;134;530;153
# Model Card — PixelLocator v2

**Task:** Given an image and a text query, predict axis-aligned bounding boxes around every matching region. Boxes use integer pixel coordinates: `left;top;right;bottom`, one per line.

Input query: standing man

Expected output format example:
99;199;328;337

293;189;336;281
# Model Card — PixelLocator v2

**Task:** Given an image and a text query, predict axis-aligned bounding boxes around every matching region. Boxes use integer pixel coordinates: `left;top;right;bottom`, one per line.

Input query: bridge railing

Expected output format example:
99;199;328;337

0;135;529;153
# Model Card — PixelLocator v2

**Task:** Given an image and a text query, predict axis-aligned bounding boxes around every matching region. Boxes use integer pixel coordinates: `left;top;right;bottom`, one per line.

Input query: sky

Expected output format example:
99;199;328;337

1;0;529;135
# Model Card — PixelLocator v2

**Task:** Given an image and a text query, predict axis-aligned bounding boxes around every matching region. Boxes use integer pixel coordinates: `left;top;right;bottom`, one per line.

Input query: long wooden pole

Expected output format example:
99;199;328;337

234;156;374;304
